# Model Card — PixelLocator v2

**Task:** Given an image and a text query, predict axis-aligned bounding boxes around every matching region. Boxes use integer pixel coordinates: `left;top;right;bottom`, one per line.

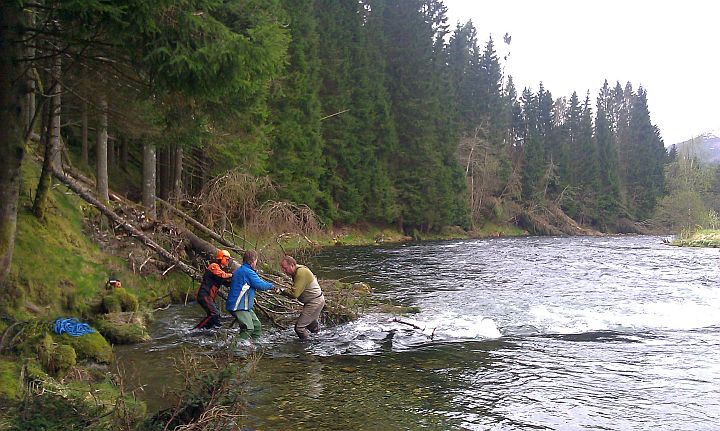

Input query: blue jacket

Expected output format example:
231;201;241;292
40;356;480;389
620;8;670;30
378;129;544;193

226;263;273;312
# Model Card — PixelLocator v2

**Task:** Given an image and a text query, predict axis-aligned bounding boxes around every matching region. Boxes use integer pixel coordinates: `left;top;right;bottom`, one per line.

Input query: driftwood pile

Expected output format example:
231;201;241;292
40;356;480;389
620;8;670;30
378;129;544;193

50;167;367;328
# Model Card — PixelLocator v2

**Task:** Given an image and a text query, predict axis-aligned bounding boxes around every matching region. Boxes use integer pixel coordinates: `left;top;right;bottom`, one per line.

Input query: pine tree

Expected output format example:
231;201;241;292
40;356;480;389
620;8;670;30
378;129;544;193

626;87;666;218
594;80;621;228
315;0;398;224
380;0;467;232
268;0;330;218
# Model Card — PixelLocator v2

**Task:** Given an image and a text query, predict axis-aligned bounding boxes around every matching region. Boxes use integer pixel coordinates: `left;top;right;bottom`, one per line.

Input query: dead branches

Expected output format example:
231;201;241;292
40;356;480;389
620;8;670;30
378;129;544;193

198;169;274;234
157;197;243;253
52;168;201;280
252;200;320;237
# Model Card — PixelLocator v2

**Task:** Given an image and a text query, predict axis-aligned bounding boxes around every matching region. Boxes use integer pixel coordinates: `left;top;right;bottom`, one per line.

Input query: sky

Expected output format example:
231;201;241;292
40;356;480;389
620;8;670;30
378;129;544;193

443;0;720;146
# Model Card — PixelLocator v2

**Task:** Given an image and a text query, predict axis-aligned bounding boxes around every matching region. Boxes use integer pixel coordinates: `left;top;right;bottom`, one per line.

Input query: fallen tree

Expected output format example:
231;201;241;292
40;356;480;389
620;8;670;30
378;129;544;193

50;167;373;328
52;168;201;279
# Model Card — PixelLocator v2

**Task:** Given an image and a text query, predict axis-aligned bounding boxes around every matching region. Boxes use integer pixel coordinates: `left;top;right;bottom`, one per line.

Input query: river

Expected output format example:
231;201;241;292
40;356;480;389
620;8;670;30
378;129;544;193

116;235;720;430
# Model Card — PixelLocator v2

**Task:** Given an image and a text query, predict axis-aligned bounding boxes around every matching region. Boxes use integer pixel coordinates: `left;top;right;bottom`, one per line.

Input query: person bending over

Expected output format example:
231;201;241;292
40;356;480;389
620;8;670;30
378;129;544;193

194;249;233;330
279;256;325;340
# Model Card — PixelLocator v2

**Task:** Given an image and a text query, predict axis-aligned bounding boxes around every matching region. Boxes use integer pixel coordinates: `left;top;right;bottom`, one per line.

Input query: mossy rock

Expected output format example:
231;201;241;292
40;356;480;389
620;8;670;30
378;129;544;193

116;288;139;312
102;294;122;314
12;378;148;431
53;344;77;378
55;331;112;364
102;288;139;313
94;315;150;345
0;358;22;400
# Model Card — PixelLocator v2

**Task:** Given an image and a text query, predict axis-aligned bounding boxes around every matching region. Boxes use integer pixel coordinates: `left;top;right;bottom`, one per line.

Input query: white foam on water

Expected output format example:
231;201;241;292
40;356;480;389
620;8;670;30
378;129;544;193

528;298;720;334
429;311;502;340
394;311;502;340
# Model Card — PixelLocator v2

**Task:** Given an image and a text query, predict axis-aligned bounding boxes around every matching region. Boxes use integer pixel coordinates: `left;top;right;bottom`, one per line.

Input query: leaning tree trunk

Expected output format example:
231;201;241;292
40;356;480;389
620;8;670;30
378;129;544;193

52;168;200;279
96;94;109;203
143;141;157;219
0;3;27;283
33;55;62;219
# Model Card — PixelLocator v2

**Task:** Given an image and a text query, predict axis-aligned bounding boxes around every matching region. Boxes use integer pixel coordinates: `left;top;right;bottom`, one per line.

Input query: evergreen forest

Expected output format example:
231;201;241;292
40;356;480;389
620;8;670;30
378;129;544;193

1;0;672;284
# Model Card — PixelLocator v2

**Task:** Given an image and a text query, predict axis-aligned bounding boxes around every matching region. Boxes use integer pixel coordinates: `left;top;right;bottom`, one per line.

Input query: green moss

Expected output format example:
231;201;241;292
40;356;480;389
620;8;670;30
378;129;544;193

102;294;122;313
55;331;112;364
53;344;77;377
12;320;52;358
37;333;54;371
24;358;49;381
94;316;150;345
0;358;21;400
115;287;139;312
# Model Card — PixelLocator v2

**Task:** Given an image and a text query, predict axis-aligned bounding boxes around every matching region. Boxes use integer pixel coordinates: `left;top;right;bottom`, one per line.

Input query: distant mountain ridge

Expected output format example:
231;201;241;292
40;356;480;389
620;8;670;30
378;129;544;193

674;132;720;165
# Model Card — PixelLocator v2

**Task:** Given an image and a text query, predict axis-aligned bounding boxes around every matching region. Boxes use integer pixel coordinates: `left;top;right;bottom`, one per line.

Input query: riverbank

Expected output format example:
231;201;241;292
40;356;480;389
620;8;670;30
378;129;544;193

0;161;418;429
670;229;720;247
318;222;528;247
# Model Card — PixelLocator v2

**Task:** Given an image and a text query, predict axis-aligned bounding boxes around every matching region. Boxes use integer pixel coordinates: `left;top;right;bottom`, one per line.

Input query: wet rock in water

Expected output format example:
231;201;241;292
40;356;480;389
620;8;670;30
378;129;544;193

352;282;372;294
94;312;151;344
340;366;358;373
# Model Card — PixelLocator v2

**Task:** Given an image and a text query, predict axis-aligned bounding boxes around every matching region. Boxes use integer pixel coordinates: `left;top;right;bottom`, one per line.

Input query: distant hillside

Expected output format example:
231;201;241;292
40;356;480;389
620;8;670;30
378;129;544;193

674;133;720;165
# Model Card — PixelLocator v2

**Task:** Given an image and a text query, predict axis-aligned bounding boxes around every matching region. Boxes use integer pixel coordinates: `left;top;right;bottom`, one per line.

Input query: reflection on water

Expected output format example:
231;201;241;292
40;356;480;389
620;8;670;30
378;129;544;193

116;236;720;430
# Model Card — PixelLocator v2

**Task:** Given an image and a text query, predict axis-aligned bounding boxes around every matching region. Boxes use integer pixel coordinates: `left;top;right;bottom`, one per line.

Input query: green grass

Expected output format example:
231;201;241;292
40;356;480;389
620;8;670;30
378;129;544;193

671;229;720;247
4;157;192;321
0;358;21;400
469;222;528;238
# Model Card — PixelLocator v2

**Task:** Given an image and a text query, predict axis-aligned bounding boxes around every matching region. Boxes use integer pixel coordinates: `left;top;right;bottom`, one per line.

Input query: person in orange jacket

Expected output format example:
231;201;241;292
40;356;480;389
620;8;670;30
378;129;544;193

194;249;233;330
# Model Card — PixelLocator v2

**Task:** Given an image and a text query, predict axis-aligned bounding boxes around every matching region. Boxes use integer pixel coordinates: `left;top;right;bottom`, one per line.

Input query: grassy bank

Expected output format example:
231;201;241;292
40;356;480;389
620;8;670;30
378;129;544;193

311;222;527;247
3;159;194;320
0;160;193;430
670;229;720;247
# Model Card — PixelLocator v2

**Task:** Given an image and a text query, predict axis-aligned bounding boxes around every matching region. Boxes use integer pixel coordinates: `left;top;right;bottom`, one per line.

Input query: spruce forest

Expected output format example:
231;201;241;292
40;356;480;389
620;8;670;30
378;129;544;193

0;0;670;282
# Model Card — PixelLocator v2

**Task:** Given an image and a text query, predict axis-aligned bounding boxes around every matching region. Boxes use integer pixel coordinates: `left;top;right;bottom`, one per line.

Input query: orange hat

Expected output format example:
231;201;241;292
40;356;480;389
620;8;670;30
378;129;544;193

216;249;231;266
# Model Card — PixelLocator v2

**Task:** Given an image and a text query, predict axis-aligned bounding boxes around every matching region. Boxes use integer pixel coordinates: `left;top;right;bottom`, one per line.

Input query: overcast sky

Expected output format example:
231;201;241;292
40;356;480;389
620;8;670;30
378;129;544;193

443;0;720;146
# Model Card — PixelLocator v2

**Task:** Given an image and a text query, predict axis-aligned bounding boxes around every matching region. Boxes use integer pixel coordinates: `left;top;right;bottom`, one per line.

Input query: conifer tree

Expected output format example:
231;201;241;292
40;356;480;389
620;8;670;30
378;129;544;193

268;0;330;218
315;0;398;224
380;0;467;232
575;92;598;223
520;88;544;200
626;87;666;218
594;80;621;228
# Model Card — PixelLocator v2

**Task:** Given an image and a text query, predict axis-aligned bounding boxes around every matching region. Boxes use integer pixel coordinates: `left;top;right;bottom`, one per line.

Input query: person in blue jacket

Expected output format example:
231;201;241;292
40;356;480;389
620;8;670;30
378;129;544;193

227;250;274;339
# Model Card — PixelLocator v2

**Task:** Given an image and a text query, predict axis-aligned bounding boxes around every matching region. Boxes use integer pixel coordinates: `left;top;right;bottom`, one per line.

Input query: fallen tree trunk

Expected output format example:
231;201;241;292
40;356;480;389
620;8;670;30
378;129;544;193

52;167;363;330
52;168;201;280
59;156;128;205
157;197;244;252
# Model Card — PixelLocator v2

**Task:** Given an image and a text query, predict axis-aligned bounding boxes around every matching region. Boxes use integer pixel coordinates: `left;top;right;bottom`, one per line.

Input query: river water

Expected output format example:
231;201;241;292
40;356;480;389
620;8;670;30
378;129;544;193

116;236;720;430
